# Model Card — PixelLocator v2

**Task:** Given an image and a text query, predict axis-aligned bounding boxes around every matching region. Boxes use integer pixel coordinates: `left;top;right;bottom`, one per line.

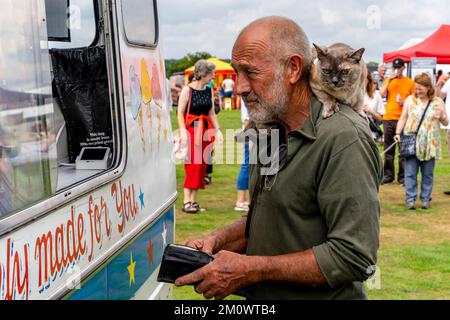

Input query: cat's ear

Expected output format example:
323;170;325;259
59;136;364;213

350;48;365;63
313;43;328;59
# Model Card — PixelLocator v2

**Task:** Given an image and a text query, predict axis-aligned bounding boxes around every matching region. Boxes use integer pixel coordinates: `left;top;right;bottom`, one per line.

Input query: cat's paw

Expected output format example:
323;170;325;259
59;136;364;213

322;102;340;119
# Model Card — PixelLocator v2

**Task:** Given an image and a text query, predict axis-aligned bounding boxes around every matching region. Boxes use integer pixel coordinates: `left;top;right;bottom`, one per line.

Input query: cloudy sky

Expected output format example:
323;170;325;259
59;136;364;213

159;0;450;63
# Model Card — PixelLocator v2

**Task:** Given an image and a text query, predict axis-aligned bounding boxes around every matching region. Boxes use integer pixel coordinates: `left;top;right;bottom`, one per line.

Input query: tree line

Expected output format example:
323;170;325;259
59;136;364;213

165;52;232;77
165;51;379;78
165;52;212;77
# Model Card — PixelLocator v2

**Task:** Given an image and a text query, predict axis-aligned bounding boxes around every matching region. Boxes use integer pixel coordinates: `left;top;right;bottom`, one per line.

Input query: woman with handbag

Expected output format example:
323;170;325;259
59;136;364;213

177;60;224;214
364;70;385;143
394;73;448;210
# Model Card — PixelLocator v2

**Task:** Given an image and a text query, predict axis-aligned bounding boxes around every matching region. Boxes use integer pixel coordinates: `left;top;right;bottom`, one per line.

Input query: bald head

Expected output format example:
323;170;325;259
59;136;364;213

231;16;312;128
235;16;312;78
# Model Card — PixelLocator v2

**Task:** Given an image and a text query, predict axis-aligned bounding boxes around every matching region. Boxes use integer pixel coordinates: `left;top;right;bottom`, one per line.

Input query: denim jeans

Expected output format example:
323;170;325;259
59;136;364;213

405;157;435;203
236;143;250;191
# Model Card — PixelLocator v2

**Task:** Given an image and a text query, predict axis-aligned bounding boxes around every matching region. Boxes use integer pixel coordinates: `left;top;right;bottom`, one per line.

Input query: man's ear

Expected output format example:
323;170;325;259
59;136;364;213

287;54;304;84
313;43;328;59
350;48;365;63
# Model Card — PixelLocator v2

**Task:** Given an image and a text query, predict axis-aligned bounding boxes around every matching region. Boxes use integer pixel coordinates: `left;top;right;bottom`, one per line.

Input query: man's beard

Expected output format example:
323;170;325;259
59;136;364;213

242;69;289;127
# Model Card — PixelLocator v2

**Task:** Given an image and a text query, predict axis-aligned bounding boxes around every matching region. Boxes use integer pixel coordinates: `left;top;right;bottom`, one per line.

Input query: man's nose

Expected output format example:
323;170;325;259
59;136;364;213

235;74;251;95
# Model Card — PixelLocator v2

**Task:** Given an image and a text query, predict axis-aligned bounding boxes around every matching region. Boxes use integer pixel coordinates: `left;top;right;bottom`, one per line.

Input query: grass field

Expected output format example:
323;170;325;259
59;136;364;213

170;109;450;300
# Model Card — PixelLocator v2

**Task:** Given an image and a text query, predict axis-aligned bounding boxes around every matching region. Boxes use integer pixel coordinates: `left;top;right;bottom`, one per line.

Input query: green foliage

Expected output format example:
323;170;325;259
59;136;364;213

165;52;212;77
367;61;380;72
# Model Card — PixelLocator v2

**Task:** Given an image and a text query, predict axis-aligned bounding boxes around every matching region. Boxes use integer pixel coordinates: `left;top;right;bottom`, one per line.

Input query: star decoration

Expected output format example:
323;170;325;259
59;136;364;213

147;239;154;266
139;189;145;209
127;253;136;288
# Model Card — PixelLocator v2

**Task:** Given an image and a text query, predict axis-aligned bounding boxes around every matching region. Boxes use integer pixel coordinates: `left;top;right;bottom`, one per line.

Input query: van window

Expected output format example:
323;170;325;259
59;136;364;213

46;0;71;42
121;0;158;46
0;0;57;217
47;0;97;49
47;0;116;191
1;0;117;219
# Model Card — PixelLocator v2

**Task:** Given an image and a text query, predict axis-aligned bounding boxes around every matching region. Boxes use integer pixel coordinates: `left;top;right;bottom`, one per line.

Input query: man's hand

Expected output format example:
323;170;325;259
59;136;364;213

437;74;449;87
185;235;219;255
389;70;398;81
175;251;259;300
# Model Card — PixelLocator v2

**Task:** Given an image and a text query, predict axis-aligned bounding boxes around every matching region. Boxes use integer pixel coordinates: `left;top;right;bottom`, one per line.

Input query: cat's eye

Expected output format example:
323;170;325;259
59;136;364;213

341;69;350;75
322;69;332;75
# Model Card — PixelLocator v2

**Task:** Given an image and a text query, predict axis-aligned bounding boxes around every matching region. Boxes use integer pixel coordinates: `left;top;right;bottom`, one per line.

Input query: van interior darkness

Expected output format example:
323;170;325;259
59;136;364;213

46;0;114;191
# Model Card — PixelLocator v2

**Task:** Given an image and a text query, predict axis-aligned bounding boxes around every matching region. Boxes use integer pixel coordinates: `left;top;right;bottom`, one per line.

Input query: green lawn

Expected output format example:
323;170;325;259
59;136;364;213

170;108;450;300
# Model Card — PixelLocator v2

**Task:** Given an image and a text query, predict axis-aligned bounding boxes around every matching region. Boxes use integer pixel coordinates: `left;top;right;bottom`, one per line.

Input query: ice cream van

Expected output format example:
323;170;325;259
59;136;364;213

0;0;176;299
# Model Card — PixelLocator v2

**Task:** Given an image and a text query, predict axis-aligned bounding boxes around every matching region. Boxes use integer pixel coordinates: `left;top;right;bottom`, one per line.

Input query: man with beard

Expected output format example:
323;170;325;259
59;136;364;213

175;16;382;300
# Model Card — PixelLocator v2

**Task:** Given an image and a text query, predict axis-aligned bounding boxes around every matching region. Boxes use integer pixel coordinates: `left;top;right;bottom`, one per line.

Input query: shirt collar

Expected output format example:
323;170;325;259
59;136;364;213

291;95;322;141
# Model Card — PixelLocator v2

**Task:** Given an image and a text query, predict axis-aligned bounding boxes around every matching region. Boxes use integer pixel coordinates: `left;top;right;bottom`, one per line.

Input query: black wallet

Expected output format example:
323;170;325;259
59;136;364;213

157;244;251;298
157;244;214;284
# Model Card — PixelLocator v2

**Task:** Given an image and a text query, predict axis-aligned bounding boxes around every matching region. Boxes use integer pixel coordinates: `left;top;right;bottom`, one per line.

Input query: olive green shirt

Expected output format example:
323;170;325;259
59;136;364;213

246;96;383;300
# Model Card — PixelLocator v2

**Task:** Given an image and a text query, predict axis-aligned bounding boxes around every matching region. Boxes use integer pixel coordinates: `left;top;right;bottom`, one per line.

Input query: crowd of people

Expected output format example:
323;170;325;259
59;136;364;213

173;16;450;300
176;16;381;300
374;59;449;209
177;48;450;215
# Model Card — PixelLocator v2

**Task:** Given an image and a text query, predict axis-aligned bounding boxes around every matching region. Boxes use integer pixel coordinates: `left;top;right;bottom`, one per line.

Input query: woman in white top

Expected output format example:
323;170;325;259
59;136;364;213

364;71;385;141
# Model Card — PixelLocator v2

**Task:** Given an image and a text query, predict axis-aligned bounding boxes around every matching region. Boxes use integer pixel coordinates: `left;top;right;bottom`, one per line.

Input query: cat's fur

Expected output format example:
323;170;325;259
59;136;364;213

310;43;367;119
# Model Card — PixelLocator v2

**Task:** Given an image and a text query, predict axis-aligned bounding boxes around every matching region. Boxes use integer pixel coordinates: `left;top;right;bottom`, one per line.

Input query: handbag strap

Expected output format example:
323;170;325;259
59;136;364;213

185;86;193;123
177;87;193;139
414;100;432;134
245;129;270;239
245;152;263;239
245;124;287;239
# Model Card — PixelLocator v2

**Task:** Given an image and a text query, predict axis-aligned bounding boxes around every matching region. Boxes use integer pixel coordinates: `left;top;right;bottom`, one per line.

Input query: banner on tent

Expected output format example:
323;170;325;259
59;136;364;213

410;57;437;83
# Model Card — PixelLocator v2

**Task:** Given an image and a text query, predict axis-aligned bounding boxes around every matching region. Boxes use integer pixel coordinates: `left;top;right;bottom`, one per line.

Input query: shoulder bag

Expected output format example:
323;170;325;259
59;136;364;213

173;87;192;161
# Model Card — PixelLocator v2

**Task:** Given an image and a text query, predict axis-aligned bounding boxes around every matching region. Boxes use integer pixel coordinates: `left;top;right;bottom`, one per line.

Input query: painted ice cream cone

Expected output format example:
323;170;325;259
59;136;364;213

146;102;153;150
137;105;145;152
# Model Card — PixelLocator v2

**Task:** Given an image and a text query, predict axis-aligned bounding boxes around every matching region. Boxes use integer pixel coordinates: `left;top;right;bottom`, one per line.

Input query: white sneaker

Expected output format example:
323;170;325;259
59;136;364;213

234;202;249;212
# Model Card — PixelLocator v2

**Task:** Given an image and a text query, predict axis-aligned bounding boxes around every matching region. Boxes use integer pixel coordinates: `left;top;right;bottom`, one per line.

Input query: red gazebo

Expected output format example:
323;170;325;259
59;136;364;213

384;25;450;64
